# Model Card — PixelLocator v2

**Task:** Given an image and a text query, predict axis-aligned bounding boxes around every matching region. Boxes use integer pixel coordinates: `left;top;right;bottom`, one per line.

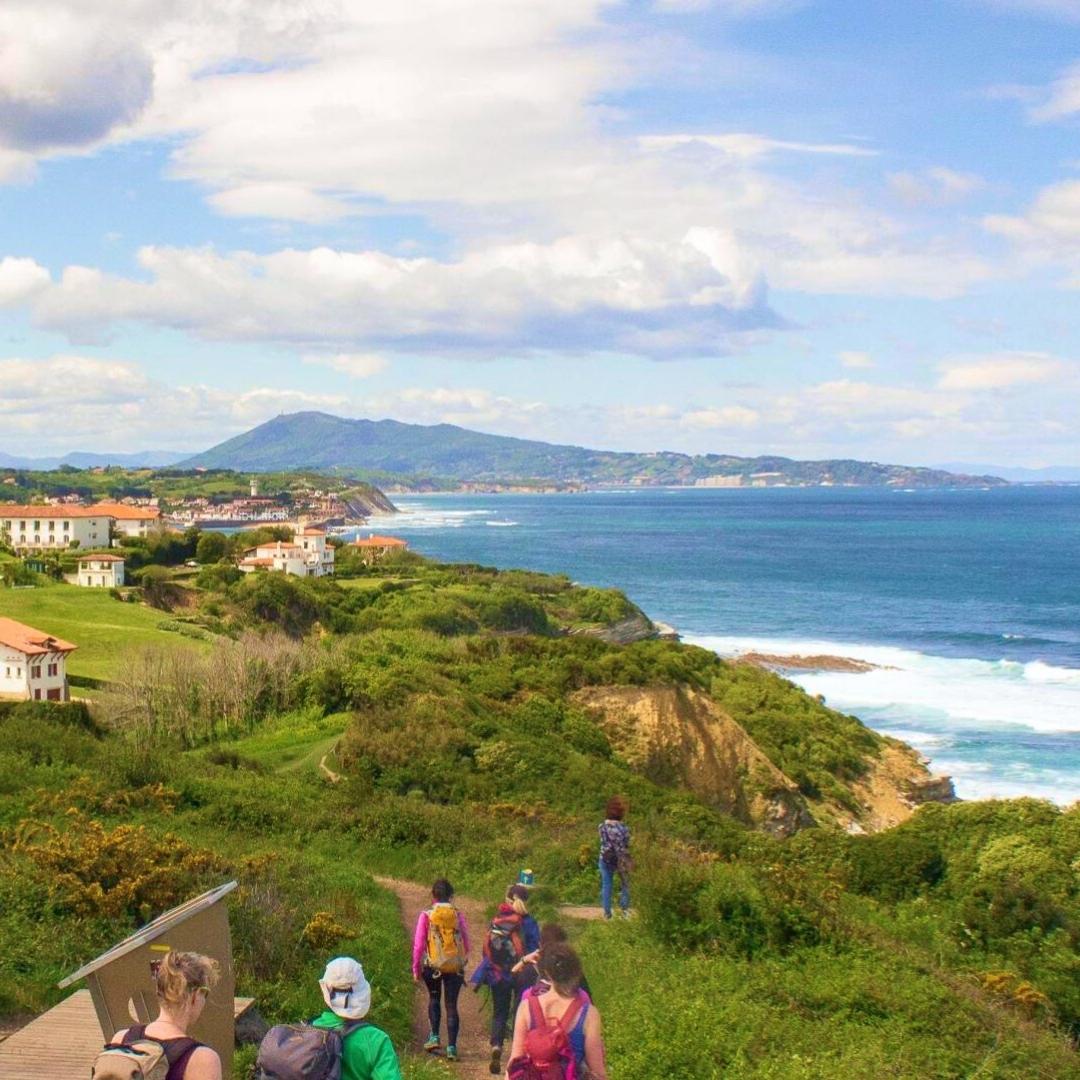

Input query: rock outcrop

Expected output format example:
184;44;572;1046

839;741;956;832
572;685;815;836
569;611;657;645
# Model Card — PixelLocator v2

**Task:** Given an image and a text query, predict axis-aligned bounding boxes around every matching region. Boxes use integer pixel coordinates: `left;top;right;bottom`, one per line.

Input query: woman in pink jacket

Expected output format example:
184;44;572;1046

412;878;470;1061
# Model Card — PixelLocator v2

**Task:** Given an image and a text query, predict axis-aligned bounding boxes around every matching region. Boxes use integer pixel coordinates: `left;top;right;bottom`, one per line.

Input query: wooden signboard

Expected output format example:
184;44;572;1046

59;881;239;1071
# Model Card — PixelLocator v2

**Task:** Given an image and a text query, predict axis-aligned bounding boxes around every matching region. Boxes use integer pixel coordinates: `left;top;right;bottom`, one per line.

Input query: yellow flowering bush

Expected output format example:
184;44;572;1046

301;910;350;951
12;809;225;920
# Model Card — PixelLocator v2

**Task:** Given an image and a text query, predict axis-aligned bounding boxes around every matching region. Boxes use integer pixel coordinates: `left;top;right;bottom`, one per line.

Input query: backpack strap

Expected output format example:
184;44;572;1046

164;1038;200;1072
556;993;586;1035
339;1019;369;1040
121;1025;146;1045
526;993;545;1031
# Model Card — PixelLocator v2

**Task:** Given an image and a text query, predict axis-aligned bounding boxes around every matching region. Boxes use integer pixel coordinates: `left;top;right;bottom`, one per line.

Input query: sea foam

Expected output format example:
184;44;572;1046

685;633;1080;804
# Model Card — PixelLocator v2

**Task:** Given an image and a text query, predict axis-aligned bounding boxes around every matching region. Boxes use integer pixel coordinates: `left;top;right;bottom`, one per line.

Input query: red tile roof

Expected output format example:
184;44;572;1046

89;503;161;521
0;505;107;519
0;617;77;655
77;554;125;563
353;535;408;548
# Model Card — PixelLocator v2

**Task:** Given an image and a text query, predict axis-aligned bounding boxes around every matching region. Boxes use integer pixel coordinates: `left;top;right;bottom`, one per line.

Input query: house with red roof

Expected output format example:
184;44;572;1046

351;534;409;565
0;618;76;701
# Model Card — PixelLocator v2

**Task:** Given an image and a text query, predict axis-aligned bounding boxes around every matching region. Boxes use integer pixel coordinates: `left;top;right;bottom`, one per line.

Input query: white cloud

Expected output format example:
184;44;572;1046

839;351;875;369
887;167;984;207
0;354;347;452
1029;61;1080;120
0;256;50;306
639;133;876;159
937;352;1067;390
682;405;761;428
0;3;153;152
31;236;776;358
302;353;389;379
984;180;1080;284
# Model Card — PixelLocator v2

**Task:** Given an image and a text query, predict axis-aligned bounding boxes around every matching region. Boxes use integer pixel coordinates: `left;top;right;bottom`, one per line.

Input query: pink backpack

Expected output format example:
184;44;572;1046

507;992;587;1080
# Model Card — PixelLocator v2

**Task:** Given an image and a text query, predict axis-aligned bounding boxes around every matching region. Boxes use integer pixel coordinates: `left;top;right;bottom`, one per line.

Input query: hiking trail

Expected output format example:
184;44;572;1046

375;877;494;1080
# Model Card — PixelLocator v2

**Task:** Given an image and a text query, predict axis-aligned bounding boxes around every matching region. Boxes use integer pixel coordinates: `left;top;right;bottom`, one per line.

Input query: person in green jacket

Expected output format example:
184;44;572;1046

311;956;402;1080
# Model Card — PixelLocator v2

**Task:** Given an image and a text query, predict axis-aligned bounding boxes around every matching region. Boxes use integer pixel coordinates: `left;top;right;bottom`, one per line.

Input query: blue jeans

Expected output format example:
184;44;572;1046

599;859;629;917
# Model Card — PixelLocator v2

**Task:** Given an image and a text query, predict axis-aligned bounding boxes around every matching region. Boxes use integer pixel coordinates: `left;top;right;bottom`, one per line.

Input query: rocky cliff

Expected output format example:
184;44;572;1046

573;685;815;836
572;684;954;836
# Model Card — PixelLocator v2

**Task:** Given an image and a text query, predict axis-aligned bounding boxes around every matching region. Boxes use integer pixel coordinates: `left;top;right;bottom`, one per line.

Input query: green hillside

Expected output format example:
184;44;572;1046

180;411;1007;488
1;558;1075;1079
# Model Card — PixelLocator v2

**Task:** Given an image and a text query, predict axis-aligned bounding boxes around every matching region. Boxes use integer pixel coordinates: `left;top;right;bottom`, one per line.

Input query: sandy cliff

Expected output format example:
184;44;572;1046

573;685;814;836
572;684;954;836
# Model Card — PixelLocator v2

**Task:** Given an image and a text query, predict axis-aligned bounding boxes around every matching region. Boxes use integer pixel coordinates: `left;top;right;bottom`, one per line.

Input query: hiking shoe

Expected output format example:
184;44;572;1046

424;1034;441;1053
446;1045;458;1062
489;1046;501;1074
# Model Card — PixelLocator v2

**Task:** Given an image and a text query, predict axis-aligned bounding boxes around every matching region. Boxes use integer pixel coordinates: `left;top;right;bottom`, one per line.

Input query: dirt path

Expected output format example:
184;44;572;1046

375;877;495;1079
556;904;606;921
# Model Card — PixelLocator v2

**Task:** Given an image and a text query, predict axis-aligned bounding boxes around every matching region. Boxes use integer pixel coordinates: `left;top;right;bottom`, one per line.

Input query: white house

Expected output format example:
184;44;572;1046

89;502;161;539
295;527;335;576
0;617;76;702
238;525;335;578
77;553;125;588
0;506;111;551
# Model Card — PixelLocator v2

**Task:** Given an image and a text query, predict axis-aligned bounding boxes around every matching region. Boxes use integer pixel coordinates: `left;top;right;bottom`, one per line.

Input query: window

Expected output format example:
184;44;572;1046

47;662;58;677
34;689;42;700
4;666;9;677
30;665;41;679
63;520;70;531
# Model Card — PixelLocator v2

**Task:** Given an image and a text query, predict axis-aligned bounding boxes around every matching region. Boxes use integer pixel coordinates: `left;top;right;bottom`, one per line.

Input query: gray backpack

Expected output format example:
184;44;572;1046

254;1020;366;1080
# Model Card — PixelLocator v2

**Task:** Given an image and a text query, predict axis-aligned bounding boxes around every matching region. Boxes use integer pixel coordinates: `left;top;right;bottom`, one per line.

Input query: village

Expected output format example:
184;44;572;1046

0;495;409;705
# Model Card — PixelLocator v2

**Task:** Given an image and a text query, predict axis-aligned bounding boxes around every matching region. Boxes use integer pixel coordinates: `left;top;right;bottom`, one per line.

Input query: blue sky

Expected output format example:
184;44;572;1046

2;0;1080;465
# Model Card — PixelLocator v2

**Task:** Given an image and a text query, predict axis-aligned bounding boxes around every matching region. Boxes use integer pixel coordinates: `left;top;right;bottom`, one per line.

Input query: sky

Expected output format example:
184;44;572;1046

2;0;1080;466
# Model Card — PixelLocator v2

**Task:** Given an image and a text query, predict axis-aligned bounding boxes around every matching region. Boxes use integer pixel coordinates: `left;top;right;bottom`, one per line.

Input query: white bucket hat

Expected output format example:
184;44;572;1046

319;956;371;1020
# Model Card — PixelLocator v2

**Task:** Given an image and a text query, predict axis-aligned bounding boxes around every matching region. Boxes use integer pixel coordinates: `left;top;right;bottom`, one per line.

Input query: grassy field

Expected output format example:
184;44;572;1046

0;582;208;680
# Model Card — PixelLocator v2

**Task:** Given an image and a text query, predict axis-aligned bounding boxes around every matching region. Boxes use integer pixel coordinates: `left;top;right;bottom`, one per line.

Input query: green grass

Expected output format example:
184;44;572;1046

0;581;208;680
224;709;351;773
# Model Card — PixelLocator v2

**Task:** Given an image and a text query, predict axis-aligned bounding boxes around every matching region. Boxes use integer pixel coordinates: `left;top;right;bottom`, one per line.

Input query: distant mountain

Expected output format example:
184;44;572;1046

180;411;1006;488
0;450;186;470
935;462;1080;483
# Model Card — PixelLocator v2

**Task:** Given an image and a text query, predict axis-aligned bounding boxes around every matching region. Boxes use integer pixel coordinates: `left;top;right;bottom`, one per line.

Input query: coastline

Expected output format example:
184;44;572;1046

361;490;1080;807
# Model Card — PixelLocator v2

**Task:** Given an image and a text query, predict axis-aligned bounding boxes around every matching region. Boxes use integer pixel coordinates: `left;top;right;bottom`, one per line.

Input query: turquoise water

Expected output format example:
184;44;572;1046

357;487;1080;805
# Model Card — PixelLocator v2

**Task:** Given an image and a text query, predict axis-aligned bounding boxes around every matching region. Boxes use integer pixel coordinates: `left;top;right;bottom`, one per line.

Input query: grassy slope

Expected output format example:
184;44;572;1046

0;582;208;680
0;562;1076;1078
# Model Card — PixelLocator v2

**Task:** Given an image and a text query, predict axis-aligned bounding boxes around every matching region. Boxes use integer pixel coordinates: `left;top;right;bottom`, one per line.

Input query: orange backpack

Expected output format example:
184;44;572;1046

426;904;465;974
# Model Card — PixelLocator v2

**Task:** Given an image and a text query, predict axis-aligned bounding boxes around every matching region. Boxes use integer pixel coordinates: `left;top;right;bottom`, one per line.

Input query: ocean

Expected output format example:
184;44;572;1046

353;486;1080;806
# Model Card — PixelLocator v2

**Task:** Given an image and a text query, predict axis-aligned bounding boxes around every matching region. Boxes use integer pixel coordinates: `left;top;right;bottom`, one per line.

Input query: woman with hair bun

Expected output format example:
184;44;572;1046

505;943;607;1080
110;950;222;1080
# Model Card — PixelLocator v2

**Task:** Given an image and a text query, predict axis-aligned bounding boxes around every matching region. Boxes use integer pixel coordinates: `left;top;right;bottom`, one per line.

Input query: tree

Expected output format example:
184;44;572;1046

195;531;227;564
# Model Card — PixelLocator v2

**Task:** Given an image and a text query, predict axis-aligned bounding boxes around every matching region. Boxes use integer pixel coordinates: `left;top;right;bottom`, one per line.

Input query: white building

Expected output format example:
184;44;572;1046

0;506;111;551
237;525;335;578
77;554;125;588
90;503;161;539
0;617;76;702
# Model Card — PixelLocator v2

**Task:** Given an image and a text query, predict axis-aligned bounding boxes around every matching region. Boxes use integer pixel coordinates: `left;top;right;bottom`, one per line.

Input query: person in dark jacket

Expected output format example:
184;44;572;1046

469;884;540;1074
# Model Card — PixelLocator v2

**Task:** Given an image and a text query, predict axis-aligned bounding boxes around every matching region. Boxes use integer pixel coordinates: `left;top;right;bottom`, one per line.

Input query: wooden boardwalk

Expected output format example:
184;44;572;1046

0;989;253;1079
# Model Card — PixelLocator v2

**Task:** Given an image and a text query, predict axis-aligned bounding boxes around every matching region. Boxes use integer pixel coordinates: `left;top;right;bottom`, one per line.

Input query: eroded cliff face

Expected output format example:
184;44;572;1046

842;741;956;833
572;685;955;837
572;685;815;837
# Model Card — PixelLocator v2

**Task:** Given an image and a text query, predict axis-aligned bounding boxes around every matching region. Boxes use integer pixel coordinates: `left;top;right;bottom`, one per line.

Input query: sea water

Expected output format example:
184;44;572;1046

358;487;1080;805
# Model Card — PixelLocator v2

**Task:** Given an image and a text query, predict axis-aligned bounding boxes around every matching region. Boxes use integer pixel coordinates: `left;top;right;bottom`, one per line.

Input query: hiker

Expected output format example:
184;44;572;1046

598;796;631;919
505;943;607;1080
311;957;401;1079
255;957;400;1080
103;950;222;1080
470;883;540;1075
515;924;593;1002
412;877;470;1061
